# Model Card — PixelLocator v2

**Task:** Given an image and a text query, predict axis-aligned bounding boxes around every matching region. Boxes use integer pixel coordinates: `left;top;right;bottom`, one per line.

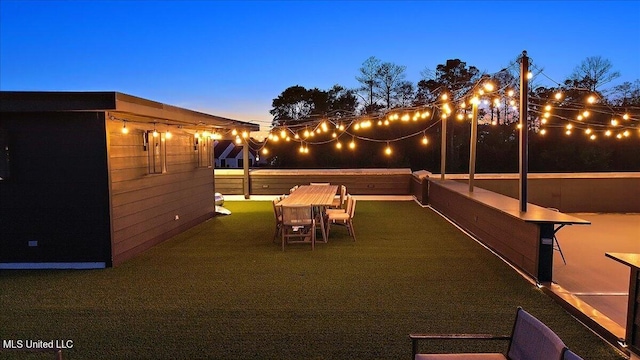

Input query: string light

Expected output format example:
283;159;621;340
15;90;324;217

384;142;392;156
121;121;129;134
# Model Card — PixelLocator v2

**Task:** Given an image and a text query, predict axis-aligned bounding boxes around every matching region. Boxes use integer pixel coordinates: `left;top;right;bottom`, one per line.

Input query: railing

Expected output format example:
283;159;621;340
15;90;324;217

215;169;640;213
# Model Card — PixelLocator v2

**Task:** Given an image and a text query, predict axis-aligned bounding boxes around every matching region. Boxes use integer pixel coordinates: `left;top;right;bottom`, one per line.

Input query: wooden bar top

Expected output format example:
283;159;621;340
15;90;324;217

277;185;338;207
606;253;640;269
431;179;590;225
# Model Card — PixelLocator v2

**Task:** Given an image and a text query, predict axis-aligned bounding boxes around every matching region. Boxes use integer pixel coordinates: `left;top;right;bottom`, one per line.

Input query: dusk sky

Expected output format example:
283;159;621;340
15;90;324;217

1;1;639;132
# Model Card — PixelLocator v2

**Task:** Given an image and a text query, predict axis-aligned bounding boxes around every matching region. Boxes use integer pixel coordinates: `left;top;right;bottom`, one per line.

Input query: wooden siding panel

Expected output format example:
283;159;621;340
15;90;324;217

428;181;540;278
106;119;216;264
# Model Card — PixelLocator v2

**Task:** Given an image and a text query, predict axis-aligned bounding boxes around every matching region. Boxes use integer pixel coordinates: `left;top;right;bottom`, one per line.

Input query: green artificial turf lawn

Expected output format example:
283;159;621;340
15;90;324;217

0;201;625;359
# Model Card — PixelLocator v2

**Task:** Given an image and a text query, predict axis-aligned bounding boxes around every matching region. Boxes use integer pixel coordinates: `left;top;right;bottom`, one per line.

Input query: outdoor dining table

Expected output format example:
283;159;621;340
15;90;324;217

277;184;338;243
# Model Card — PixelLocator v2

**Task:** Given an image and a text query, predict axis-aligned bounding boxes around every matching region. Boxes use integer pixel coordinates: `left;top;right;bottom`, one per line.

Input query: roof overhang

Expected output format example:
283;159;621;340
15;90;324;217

0;91;260;132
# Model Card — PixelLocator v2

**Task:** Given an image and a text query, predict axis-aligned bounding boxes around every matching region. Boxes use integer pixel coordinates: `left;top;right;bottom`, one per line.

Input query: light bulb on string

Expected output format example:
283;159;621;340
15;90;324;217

336;141;342;149
384;142;392;156
121;121;129;134
166;130;172;139
421;134;429;145
349;137;356;150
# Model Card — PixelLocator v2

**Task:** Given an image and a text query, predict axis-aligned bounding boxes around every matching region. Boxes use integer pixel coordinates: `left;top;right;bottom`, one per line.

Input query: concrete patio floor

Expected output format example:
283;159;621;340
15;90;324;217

551;213;640;343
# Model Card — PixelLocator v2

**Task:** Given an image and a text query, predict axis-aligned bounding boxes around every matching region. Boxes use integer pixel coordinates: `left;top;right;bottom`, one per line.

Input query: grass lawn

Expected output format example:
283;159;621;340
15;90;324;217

0;201;625;359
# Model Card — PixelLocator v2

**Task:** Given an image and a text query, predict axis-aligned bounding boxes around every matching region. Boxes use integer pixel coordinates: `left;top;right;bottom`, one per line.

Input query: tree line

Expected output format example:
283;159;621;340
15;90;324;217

263;55;639;172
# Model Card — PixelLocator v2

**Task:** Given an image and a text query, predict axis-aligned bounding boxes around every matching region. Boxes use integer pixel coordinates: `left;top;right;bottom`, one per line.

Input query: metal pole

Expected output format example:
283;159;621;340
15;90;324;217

469;100;478;192
242;137;250;199
519;51;529;212
440;115;447;180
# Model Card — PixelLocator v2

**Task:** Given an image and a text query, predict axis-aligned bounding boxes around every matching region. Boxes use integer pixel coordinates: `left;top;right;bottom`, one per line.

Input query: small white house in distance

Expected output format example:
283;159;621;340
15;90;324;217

214;140;265;168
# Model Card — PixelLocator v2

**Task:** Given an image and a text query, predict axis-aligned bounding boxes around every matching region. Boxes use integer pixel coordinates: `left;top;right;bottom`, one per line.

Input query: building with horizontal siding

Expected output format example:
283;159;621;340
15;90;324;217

0;91;258;268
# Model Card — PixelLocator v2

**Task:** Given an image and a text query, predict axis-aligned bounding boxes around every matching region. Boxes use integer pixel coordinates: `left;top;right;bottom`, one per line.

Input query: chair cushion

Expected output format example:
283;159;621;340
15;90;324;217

416;354;506;360
563;349;584;360
328;212;350;221
507;309;565;360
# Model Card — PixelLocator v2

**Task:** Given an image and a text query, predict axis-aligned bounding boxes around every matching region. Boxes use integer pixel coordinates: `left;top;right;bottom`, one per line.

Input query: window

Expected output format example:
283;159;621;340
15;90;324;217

146;131;166;174
196;136;212;168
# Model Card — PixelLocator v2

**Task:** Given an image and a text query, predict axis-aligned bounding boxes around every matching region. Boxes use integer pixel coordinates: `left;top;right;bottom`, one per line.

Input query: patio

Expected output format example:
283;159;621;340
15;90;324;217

0;200;625;359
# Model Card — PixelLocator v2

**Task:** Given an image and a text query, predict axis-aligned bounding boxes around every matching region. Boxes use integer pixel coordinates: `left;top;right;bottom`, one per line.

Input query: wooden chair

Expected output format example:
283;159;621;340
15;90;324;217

272;198;283;243
410;307;566;360
326;196;356;241
281;205;315;251
330;184;347;209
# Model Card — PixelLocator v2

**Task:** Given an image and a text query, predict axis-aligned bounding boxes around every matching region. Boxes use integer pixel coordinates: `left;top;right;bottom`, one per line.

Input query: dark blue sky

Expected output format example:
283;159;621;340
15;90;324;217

1;0;639;131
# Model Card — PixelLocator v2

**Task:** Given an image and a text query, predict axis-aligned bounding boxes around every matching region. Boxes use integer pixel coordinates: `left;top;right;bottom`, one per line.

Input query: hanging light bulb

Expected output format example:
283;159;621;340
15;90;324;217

121;121;129;134
349;138;356;150
166;130;172;139
421;135;429;145
262;148;269;155
336;141;342;149
384;142;392;156
231;129;238;136
540;129;547;135
587;95;596;104
554;92;563;100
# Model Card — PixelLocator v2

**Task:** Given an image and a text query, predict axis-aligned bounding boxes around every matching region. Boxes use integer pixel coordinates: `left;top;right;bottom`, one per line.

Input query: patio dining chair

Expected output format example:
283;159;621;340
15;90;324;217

562;348;584;360
281;204;316;251
330;184;347;209
326;195;356;241
410;307;566;360
272;198;283;243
